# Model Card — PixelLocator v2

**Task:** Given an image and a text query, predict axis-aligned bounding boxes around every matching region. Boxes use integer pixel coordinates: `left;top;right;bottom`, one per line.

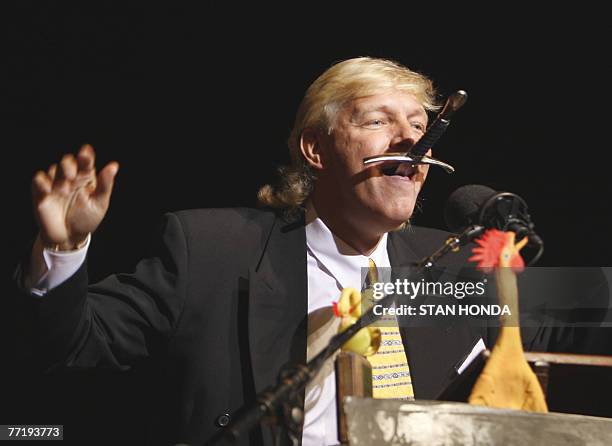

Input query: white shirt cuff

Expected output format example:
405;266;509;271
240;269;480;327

29;234;91;297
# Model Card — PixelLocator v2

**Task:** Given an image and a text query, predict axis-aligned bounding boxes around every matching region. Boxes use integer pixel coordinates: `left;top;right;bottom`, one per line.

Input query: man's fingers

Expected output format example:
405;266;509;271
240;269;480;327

77;144;96;173
94;162;119;205
32;171;52;201
55;154;78;187
74;145;98;193
47;164;57;181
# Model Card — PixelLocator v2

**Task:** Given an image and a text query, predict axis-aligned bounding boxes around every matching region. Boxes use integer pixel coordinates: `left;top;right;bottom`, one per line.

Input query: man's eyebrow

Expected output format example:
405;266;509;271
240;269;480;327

354;105;427;120
353;105;394;115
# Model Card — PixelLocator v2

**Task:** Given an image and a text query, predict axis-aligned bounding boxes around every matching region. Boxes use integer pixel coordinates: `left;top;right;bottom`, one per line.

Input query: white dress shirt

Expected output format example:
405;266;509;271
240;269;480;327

302;212;392;446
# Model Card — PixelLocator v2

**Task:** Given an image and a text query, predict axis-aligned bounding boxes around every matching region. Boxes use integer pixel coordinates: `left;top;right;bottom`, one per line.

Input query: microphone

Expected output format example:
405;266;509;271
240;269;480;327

444;184;544;265
444;185;497;234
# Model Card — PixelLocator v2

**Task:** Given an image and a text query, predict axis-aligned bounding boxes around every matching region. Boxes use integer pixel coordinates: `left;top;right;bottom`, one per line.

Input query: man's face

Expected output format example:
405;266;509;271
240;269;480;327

316;90;430;231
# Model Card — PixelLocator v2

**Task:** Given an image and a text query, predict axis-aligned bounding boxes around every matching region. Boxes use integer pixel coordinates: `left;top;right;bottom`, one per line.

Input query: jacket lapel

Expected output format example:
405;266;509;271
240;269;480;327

248;214;308;396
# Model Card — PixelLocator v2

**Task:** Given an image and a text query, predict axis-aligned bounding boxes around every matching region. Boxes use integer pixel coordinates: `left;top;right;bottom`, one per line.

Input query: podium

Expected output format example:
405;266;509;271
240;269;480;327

342;397;612;446
336;351;612;444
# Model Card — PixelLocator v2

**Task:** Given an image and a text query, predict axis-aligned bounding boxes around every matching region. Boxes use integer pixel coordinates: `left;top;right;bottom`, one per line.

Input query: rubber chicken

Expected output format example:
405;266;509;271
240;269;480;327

468;229;548;412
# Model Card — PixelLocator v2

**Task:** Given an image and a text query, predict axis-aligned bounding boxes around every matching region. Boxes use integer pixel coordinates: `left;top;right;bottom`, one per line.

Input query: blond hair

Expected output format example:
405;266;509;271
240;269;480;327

258;57;439;214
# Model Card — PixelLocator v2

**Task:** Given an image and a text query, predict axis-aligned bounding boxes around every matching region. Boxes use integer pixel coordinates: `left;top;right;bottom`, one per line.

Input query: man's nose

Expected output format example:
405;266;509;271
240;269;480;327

389;124;421;152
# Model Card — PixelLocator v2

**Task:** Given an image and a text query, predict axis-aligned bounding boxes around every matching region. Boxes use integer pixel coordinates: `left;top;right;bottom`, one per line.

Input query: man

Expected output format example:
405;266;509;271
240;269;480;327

20;57;484;445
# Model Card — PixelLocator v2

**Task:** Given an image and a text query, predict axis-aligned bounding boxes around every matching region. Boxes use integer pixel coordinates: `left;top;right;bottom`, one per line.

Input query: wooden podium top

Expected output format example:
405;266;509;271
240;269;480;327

343;397;612;446
524;351;612;367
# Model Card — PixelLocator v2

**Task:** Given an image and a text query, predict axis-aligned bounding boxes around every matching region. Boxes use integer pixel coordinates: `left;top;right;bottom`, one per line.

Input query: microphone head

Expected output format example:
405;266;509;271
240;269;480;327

444;184;497;233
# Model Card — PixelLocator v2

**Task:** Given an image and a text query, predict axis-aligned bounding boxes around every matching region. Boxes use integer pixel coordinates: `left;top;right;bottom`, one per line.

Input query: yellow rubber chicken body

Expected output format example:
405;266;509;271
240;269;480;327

333;288;381;357
468;230;548;412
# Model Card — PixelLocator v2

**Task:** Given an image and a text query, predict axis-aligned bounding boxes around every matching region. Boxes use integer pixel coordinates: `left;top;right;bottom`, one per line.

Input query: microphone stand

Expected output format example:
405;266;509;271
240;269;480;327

416;225;484;268
209;228;480;446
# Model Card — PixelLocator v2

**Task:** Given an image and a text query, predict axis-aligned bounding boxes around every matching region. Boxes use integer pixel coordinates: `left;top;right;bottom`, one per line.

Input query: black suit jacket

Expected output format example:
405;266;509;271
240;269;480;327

16;208;483;445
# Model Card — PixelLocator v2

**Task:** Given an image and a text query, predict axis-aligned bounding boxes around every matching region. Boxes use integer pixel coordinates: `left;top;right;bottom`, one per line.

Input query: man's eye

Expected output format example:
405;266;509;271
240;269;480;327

364;119;386;127
411;122;426;132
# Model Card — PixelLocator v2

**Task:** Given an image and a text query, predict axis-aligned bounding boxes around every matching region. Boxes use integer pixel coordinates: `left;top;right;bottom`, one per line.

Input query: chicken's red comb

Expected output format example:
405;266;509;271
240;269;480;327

469;229;525;272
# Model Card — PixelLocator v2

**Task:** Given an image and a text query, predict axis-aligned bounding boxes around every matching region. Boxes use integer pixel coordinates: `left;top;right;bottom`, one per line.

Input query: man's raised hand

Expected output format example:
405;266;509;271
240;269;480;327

32;144;119;251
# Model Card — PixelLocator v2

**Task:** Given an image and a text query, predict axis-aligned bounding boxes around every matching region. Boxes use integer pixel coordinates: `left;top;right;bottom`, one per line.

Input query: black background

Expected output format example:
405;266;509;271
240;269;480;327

2;3;610;444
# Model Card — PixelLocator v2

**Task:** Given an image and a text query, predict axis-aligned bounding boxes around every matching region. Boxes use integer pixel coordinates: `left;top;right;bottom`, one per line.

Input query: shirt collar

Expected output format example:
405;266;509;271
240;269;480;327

305;201;390;290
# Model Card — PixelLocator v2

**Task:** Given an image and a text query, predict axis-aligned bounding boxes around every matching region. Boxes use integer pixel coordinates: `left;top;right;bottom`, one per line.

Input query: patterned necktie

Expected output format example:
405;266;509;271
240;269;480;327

363;258;414;399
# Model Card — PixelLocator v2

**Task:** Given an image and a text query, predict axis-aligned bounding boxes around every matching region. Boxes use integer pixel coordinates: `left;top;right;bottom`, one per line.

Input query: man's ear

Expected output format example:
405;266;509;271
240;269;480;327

300;128;325;170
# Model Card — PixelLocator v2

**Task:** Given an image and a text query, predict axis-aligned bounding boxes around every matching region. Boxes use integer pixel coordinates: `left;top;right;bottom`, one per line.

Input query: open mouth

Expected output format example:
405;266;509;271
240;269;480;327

380;162;416;180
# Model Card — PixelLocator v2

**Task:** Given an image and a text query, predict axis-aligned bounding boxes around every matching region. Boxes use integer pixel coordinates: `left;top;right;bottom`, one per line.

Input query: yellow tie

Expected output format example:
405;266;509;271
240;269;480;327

363;258;414;399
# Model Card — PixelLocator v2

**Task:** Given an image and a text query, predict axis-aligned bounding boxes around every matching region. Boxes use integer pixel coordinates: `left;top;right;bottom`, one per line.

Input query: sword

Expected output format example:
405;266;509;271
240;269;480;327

363;90;467;174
